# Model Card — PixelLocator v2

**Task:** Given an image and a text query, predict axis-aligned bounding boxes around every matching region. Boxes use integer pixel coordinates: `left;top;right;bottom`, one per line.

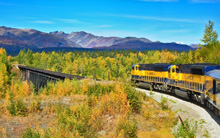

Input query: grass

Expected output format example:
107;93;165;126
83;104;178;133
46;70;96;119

172;116;210;138
173;119;198;138
22;128;41;138
117;118;137;138
6;92;28;116
160;96;169;110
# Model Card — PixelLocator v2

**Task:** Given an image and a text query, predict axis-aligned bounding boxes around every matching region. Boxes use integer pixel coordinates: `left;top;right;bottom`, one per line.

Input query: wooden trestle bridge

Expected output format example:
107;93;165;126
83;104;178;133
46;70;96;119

17;65;86;91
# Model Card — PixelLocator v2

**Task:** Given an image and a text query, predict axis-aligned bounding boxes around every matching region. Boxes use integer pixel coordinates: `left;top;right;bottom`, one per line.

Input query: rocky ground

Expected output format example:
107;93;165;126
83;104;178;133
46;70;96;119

135;87;220;138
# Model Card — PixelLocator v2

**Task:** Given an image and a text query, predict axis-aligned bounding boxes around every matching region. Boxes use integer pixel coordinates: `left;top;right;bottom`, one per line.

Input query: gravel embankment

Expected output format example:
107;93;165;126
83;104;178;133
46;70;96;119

135;87;220;138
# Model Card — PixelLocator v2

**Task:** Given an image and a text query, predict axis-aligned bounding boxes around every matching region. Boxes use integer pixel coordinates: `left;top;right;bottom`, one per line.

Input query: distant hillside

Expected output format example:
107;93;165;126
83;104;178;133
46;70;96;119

0;26;195;55
190;44;200;49
51;30;192;51
0;26;81;49
96;40;193;51
51;31;152;48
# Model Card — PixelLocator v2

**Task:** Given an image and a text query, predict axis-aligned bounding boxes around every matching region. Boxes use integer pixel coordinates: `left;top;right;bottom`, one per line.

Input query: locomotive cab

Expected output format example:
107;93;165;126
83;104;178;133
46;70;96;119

131;64;140;82
168;65;179;81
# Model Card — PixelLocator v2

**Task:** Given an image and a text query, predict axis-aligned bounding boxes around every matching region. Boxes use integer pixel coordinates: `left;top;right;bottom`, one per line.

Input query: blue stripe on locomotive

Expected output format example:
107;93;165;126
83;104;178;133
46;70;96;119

131;75;139;79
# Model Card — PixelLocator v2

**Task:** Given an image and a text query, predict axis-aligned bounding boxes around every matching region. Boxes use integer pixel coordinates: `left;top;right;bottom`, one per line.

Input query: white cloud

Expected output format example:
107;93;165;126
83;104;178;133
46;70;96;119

87;30;142;38
59;19;85;24
190;0;220;3
160;29;189;33
106;14;202;23
140;0;177;2
95;25;112;28
0;2;21;6
31;20;54;24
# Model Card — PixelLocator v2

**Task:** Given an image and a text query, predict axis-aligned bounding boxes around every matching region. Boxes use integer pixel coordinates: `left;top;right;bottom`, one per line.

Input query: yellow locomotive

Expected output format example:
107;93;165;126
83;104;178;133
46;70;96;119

131;63;220;116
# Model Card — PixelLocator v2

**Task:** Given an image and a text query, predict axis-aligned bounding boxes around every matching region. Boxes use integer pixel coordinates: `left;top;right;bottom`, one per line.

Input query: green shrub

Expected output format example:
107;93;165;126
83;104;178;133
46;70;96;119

150;85;154;96
117;119;137;138
7;92;28;116
56;104;95;137
160;96;169;110
173;119;198;138
124;83;142;113
43;129;52;138
87;83;113;96
87;95;97;107
22;128;41;138
30;98;42;112
42;79;82;96
138;90;148;101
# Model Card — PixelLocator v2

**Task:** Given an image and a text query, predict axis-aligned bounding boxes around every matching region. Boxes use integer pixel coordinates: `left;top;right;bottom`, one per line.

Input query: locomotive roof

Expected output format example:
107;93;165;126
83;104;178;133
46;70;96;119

139;63;170;66
133;63;220;73
139;64;154;66
132;64;138;67
139;64;154;70
154;64;172;71
178;63;217;66
178;64;220;75
139;63;171;71
206;69;220;81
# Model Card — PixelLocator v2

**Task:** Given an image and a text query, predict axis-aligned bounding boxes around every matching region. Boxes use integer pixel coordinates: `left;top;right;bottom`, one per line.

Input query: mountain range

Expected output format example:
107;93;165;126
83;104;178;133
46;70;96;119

50;31;152;48
0;26;195;55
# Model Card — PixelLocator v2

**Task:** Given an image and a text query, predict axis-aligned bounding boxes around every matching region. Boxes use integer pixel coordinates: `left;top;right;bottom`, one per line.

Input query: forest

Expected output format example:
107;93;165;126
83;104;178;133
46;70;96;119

0;21;219;137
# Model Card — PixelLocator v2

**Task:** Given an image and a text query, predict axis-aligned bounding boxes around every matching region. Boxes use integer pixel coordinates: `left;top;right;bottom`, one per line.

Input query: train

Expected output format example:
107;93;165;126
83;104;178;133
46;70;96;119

131;63;220;116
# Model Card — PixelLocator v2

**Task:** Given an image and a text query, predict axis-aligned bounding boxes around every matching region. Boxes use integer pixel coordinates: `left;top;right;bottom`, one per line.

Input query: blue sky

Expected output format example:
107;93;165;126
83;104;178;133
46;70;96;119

0;0;220;44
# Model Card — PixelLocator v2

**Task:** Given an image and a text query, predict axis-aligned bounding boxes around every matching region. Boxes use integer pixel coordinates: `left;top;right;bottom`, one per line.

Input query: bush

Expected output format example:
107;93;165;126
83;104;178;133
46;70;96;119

56;104;95;137
43;129;52;138
124;83;142;113
87;83;113;96
173;119;198;138
7;92;28;116
42;79;82;96
22;128;41;138
30;98;42;112
117;118;137;138
160;96;169;110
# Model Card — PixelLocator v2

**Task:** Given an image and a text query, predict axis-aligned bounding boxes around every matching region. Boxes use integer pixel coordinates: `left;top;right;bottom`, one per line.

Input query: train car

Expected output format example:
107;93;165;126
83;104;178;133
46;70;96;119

131;63;220;116
205;69;220;115
131;63;173;90
166;64;219;103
